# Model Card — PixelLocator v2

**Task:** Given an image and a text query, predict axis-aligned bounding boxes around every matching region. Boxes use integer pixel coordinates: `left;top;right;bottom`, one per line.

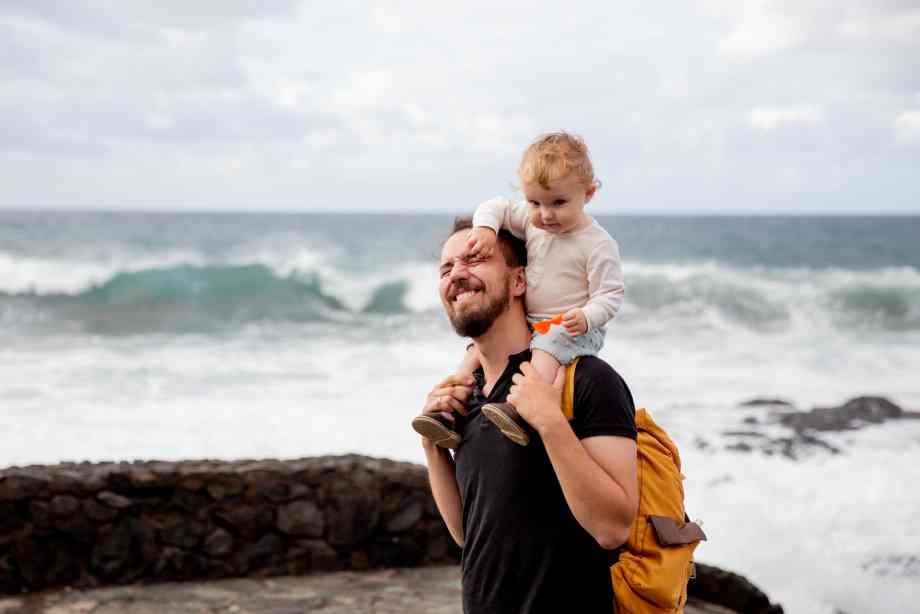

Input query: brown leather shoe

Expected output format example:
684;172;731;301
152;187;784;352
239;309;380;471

411;413;461;449
481;402;530;446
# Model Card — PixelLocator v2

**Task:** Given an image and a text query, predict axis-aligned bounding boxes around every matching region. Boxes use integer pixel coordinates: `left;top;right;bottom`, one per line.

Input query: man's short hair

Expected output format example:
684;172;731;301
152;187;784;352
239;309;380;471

452;217;527;268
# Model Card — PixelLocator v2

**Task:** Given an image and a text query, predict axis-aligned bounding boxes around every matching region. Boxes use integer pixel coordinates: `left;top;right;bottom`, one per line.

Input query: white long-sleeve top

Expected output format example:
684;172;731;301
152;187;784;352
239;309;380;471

472;197;624;331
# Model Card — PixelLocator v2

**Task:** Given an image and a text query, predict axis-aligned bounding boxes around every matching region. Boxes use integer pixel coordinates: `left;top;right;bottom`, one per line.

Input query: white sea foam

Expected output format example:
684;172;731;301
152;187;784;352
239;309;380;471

1;326;918;612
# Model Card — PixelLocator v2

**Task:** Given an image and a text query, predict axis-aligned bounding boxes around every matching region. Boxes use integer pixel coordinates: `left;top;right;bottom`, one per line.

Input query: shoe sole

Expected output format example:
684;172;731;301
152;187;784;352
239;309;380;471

481;405;530;446
411;415;461;449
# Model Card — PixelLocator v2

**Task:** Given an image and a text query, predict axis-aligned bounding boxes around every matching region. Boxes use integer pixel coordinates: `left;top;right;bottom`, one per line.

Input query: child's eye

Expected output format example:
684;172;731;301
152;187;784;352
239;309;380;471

529;201;540;207
553;200;566;207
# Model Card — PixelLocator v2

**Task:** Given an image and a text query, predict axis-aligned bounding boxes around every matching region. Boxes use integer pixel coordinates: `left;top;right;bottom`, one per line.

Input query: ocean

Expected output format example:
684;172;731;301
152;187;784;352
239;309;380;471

2;210;919;612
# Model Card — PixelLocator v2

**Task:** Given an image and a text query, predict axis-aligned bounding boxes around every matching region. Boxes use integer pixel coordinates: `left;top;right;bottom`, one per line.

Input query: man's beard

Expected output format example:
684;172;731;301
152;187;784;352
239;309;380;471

446;279;511;339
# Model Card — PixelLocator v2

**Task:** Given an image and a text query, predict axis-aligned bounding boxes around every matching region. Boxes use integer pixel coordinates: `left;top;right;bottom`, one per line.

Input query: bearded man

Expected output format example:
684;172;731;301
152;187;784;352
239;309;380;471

420;218;639;614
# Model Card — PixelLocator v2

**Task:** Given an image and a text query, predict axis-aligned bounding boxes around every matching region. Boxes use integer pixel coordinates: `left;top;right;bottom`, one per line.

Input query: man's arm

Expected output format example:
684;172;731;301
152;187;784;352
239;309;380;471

422;440;464;547
507;363;638;549
541;429;638;549
418;374;473;547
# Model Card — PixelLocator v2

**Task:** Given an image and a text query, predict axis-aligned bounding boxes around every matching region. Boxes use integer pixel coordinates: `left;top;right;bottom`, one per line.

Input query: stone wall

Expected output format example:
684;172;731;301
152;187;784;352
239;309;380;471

0;455;459;595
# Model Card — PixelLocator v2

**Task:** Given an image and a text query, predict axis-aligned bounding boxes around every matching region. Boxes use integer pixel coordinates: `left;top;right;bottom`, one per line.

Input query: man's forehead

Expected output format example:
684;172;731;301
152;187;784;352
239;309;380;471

440;230;470;263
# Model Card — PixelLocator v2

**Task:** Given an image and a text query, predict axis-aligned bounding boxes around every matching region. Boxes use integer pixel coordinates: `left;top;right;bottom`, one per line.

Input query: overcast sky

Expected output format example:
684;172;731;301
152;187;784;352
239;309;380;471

1;1;918;214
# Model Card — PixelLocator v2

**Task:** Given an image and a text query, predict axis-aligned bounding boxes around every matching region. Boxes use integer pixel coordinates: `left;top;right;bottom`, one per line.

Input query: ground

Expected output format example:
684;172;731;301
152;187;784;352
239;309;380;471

0;566;736;614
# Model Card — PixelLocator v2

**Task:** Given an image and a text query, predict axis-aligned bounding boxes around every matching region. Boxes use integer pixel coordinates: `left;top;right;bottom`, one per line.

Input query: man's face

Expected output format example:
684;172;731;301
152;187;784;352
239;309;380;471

439;230;514;338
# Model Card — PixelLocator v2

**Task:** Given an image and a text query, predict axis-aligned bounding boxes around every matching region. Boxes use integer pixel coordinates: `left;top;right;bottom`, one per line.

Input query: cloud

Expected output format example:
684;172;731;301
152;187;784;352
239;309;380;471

749;107;825;132
894;110;920;143
0;0;917;213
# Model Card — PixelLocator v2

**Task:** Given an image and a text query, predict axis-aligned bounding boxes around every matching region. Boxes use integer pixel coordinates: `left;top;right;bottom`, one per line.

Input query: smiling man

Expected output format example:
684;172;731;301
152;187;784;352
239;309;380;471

420;217;638;614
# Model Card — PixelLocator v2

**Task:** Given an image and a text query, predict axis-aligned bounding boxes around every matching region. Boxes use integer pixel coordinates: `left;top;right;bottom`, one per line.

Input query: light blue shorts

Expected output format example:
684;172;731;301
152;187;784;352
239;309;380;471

529;317;606;365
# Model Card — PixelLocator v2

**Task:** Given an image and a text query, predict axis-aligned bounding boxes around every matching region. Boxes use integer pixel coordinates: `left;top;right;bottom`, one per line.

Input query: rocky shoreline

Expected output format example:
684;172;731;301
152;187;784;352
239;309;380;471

0;455;785;612
698;395;918;460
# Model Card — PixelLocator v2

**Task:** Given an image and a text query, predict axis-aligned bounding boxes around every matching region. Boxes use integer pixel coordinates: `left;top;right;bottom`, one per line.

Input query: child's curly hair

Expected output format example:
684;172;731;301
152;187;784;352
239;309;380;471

518;132;596;190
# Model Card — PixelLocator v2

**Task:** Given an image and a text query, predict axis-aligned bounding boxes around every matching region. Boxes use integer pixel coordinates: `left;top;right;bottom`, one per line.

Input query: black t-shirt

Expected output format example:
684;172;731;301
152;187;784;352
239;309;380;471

453;350;637;614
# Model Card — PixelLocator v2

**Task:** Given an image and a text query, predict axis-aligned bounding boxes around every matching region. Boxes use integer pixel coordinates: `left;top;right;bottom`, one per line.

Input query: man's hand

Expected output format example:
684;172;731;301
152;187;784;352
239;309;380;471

562;308;588;336
506;362;568;435
466;227;497;258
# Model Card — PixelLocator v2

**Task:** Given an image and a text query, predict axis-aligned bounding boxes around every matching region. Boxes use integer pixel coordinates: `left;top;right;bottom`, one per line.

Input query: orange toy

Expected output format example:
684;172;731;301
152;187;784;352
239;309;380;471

532;313;564;335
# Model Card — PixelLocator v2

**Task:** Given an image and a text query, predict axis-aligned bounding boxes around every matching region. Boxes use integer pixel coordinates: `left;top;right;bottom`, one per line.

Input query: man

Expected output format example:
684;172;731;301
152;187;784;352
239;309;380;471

421;218;639;613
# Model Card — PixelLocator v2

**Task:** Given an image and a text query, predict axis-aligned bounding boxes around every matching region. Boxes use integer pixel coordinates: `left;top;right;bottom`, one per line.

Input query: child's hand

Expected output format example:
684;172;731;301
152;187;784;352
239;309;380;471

466;227;497;258
562;308;588;336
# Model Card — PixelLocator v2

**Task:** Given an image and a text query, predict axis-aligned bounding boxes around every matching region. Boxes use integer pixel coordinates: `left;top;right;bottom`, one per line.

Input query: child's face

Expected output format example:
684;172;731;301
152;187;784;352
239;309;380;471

522;173;596;234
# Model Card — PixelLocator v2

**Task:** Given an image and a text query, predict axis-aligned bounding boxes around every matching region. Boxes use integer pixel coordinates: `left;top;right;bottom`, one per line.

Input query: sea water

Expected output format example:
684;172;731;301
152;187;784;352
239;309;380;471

2;210;919;612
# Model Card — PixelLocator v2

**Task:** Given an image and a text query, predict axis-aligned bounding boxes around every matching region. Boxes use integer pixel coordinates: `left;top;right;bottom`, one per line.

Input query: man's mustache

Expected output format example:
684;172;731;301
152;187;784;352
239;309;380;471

447;279;482;300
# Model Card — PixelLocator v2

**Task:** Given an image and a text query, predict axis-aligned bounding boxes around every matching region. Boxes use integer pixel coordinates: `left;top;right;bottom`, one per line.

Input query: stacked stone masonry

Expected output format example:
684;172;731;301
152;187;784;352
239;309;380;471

0;455;460;595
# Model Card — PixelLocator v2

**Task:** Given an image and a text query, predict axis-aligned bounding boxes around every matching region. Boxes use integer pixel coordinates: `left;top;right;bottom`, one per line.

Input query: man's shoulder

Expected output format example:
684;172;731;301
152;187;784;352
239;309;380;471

572;355;623;384
569;356;637;438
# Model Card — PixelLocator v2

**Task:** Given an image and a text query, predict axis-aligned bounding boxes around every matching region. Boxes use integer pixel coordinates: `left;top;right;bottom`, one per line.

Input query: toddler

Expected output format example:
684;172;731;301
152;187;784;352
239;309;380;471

413;132;624;447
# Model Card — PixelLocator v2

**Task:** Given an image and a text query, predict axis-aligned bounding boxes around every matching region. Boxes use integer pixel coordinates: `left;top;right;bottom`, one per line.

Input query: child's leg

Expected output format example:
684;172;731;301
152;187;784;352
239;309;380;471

455;344;481;380
411;344;478;449
530;348;562;385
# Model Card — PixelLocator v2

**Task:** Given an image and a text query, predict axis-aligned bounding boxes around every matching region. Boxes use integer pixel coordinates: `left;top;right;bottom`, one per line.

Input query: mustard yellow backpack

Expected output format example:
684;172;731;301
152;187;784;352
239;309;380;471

562;359;707;614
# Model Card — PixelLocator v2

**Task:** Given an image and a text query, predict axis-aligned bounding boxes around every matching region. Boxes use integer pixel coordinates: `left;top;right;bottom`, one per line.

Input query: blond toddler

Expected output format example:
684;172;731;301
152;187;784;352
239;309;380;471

413;132;624;447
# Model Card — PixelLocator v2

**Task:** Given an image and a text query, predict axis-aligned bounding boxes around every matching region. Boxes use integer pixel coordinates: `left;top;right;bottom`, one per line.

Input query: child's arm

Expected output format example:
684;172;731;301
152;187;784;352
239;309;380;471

580;238;624;332
471;197;530;241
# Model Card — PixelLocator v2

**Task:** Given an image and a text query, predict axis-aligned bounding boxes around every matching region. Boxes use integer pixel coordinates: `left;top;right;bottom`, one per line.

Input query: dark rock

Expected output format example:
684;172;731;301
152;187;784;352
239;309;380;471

83;498;119;522
690;562;784;614
91;522;133;579
277;500;325;537
216;504;275;538
13;538;79;588
289;483;313;500
154;547;208;580
693;437;712;451
287;539;340;574
205;475;245;500
0;502;25;533
780;396;904;432
47;469;95;494
725;442;753;453
325;469;381;546
742;416;759;425
739;397;794;408
368;535;424;567
0;553;20;594
154;513;206;548
0;473;48;501
172;488;210;512
242;470;290;503
49;495;81;518
55;511;99;543
721;431;767;438
235;533;285;574
383;499;424;533
204;527;235;557
97;491;134;509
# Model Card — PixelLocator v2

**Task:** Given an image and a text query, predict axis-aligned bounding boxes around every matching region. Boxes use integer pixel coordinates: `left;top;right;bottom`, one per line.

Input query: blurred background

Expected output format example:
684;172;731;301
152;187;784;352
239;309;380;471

1;2;918;612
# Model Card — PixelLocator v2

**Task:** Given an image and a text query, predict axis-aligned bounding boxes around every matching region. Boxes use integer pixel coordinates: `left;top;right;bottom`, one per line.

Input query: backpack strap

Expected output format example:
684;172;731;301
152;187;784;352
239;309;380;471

560;357;581;421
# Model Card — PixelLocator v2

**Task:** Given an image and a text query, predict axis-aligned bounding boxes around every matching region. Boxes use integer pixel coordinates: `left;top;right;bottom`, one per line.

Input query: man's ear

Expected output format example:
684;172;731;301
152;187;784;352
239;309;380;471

510;266;526;298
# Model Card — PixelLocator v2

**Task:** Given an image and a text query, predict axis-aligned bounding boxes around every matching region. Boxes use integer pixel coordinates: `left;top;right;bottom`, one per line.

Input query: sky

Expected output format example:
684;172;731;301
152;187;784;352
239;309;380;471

1;0;918;214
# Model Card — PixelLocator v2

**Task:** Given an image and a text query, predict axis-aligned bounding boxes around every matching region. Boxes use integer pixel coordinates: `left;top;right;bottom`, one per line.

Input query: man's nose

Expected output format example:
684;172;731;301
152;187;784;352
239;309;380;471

449;259;471;281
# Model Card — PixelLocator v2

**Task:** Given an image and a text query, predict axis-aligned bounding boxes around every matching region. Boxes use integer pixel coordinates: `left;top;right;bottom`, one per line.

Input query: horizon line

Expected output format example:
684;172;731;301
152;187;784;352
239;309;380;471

1;206;919;217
